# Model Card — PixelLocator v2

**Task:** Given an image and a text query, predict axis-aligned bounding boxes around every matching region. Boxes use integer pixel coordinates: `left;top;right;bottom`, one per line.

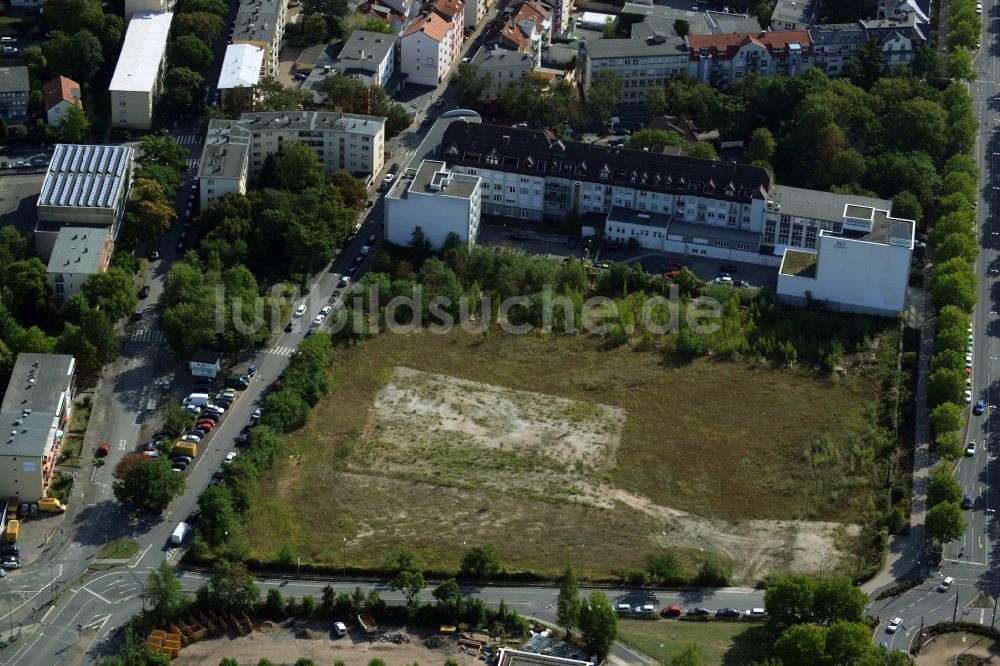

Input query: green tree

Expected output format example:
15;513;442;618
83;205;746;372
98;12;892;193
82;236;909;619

935;431;964;460
264;141;326;193
198;484;240;549
172;11;225;44
138;134;188;174
5;258;53;323
170;34;215;71
103;628;171;665
929;260;976;313
81;267;138;321
747;127;776;167
842;39;885;89
928;462;964;507
698;555;729;587
930;402;963;435
763;573;815;632
338;14;393;38
812;576;865;626
774;623;827;665
383;548;419;572
687;141;719;161
453;63;493;107
146;560;185;623
204;559;261;612
112;454;186;511
129;178;177;246
460;546;501;581
890;191;922;225
578;591;618;660
161;67;206;120
80;309;119;364
626;128;686;151
825;620;878;665
928;367;966;407
644;86;667;116
302;13;329;43
264;587;286;617
432;578;464;620
388;570;425;611
162;397;194;435
926;501;966;543
946;46;975;81
669;644;704;666
57;104;89;142
43;29;104;83
587;70;623;128
180;0;228;14
645;552;681;585
556;564;581;636
304;0;349;32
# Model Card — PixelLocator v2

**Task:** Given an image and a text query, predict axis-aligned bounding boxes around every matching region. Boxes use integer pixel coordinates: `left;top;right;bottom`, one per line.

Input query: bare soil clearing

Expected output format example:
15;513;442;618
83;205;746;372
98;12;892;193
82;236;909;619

246;330;876;578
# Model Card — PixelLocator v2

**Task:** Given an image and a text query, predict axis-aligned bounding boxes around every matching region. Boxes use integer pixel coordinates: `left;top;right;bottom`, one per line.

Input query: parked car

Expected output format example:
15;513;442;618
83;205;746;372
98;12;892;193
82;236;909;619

139;285;150;299
224;452;237;464
294;304;307;317
967;441;977;456
361;245;372;255
173;455;193;465
614;603;631;613
186;511;201;525
715;608;740;618
285;321;295;332
660;604;682;617
687;607;711;617
313;314;325;325
252;407;263;419
97;442;110;457
974;399;986;415
634;604;656;614
188;429;207;438
744;608;767;620
339;276;351;288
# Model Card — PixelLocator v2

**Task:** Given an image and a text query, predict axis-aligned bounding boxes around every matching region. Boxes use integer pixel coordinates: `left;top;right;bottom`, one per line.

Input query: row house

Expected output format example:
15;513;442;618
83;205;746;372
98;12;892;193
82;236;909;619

685;31;812;89
808;14;925;75
483;0;551;68
400;0;465;86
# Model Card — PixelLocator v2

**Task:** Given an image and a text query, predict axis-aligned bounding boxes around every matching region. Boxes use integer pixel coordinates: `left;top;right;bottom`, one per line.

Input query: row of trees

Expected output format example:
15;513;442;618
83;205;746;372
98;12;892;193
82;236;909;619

949;0;982;50
157;0;228;124
316;75;412;138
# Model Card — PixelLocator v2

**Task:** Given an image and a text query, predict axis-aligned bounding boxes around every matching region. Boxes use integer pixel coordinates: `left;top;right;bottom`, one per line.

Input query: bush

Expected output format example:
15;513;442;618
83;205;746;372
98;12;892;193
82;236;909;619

874;577;923;600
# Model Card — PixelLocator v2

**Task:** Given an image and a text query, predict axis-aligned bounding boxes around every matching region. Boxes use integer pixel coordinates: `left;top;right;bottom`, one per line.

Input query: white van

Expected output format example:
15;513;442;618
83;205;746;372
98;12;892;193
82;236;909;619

939;577;954;592
170;522;191;546
183;393;209;407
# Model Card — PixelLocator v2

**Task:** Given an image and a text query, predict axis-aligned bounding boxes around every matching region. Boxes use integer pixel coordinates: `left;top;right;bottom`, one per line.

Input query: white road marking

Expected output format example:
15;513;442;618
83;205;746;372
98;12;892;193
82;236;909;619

82;588;111;605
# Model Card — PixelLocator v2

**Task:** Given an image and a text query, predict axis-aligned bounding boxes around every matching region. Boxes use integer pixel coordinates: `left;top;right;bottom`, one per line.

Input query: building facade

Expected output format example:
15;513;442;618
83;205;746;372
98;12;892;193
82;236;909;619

332;30;396;88
0;354;76;502
483;0;551;68
385;159;482;248
109;11;173;130
124;0;174;14
685;31;812;88
42;76;82;127
400;0;464;86
198;111;386;206
471;47;534;102
581;32;688;106
35;144;135;261
46;228;113;305
0;66;29;123
232;0;287;78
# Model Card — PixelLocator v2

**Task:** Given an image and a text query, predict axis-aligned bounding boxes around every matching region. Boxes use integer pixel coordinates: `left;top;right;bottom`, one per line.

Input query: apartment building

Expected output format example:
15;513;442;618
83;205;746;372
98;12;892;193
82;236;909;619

124;0;174;14
483;0;551;68
685;31;812;88
464;0;494;28
581;31;687;105
385;159;482;248
436;121;914;315
232;0;287;78
0;66;29;123
471;47;535;102
109;11;173;129
46;228;113;305
541;0;572;35
0;354;76;502
198;111;386;205
35;144;135;260
808;14;925;75
217;43;265;94
42;76;82;127
355;0;408;35
400;0;465;86
332;30;396;88
770;0;818;29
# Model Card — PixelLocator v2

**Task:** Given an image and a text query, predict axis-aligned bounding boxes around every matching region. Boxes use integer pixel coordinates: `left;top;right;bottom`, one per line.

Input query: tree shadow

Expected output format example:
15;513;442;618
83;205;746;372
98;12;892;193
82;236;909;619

720;624;770;665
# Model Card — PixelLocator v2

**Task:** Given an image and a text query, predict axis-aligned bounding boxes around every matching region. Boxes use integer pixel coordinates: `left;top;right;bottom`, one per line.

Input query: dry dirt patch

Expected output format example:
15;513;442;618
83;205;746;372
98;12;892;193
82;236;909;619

358;367;626;504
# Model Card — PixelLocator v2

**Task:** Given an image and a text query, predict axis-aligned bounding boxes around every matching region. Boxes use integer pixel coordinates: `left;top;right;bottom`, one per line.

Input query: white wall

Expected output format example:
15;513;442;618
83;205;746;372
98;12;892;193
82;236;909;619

386;187;480;248
777;233;911;315
401;31;445;86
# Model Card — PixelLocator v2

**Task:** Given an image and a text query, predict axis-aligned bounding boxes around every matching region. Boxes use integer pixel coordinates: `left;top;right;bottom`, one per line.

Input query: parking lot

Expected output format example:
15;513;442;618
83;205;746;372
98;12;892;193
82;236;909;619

0;171;46;239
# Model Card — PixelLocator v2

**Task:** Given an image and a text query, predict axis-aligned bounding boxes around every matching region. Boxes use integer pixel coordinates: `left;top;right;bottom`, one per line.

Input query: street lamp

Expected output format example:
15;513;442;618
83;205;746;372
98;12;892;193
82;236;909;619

342;538;347;578
49;562;54;596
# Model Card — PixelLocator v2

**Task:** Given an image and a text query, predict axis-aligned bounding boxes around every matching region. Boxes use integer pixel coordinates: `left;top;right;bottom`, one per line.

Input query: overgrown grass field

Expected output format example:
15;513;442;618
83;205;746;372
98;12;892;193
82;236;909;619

616;619;769;665
243;327;886;577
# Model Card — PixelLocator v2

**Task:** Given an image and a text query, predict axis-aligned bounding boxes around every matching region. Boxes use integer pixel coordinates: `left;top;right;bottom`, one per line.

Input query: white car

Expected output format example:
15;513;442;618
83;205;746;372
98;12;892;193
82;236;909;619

320;305;332;316
967;441;977;456
713;276;733;284
223;452;237;464
253;407;263;419
383;173;394;184
339;276;351;288
360;245;372;255
886;617;903;633
294;304;307;317
313;314;325;325
182;434;201;443
966;389;974;403
969;335;975;346
744;608;766;619
614;603;631;613
333;621;347;636
977;1;983;13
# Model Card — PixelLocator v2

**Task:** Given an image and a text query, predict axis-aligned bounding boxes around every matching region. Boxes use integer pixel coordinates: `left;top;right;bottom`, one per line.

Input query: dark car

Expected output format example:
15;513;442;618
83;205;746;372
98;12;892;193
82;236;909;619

285;321;295;332
974;399;986;415
963;494;974;509
0;545;20;558
188;429;207;437
237;431;250;445
368;234;377;244
186;511;201;525
132;308;144;320
97;442;110;457
347;266;357;276
138;285;150;299
715;608;740;618
199;412;219;423
153;428;174;438
718;264;737;274
687;607;711;617
511;234;531;242
354;254;364;265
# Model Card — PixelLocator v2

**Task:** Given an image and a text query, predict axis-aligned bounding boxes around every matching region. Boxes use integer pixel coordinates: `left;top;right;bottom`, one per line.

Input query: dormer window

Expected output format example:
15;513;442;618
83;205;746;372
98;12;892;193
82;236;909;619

576;161;587;175
599;165;610;179
486;149;499;165
629;170;637;183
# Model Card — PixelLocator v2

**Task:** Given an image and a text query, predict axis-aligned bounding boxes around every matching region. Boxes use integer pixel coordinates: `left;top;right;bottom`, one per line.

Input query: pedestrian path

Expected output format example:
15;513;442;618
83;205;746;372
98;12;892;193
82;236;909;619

174;134;198;146
267;345;295;357
131;329;165;344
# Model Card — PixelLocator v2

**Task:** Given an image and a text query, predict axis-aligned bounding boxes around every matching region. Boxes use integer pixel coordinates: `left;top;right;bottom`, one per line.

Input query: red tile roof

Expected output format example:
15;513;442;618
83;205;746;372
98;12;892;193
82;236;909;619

686;30;811;60
42;76;81;113
404;10;451;40
485;0;549;51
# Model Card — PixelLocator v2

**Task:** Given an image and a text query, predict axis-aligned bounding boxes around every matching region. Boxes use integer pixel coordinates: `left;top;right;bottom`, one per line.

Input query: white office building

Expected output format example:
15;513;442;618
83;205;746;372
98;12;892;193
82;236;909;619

109;11;173;130
385;159;482;248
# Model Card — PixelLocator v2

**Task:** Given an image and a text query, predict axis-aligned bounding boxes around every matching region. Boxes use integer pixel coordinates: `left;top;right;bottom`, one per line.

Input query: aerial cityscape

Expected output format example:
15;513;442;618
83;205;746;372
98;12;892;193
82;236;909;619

0;0;988;663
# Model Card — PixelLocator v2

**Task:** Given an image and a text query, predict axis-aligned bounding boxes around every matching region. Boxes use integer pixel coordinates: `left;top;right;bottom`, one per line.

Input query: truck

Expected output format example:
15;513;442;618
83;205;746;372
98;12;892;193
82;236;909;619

170;522;191;545
172;440;198;457
358;614;377;633
182;393;209;407
224;374;250;390
4;519;19;543
38;498;66;513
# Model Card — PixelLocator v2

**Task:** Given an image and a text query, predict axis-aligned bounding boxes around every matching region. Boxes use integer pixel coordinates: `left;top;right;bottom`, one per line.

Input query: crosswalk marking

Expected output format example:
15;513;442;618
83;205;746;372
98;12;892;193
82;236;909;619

174;134;198;146
131;329;165;344
267;345;295;357
185;157;200;170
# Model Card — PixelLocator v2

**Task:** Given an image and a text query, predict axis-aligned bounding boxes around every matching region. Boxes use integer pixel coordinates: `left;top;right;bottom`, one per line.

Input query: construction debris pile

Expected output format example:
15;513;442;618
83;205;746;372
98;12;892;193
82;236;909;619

378;631;412;644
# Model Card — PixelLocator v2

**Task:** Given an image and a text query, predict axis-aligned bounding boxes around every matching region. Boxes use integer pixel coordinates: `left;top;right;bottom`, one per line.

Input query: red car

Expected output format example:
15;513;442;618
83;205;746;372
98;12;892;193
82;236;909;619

96;442;110;457
196;420;214;432
660;604;682;618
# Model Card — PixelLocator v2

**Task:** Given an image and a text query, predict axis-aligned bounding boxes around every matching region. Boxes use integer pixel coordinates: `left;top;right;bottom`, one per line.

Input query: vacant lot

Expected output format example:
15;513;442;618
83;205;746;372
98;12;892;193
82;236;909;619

616;619;768;665
915;632;1000;665
245;329;878;578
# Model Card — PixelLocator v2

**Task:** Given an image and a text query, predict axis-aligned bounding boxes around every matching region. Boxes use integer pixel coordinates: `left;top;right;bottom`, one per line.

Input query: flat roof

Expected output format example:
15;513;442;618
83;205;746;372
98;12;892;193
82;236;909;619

233;0;284;46
241;110;386;136
0;353;75;458
198;119;251;181
583;32;687;59
766;184;890;224
771;0;817;24
497;650;593;666
109;11;173;93
398;159;479;199
37;144;135;210
218;43;264;89
780;248;817;277
0;66;29;94
336;30;396;69
47;227;109;274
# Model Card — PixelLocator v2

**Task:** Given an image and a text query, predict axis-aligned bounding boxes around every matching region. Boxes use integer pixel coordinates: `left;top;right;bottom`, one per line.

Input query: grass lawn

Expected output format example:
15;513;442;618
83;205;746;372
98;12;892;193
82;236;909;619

617;619;768;665
243;327;882;578
96;538;139;560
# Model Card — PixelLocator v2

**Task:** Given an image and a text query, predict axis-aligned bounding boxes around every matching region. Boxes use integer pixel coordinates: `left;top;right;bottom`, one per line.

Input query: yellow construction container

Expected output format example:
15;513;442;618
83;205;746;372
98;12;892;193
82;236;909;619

4;519;19;543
